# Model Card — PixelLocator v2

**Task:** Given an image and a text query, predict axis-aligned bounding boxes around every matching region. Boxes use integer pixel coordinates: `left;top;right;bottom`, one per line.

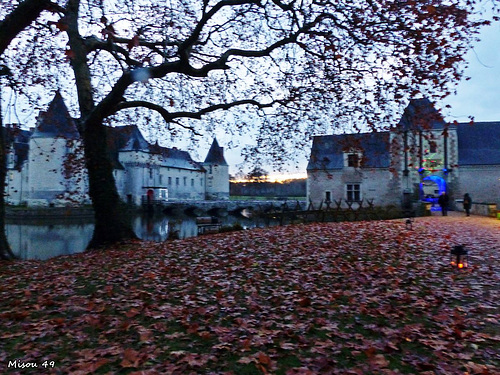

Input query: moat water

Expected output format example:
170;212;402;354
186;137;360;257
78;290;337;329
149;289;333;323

6;210;276;260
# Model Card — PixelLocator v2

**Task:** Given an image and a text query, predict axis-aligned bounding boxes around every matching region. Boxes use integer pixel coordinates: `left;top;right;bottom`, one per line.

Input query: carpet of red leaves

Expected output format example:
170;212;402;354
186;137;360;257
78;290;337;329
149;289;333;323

0;214;499;374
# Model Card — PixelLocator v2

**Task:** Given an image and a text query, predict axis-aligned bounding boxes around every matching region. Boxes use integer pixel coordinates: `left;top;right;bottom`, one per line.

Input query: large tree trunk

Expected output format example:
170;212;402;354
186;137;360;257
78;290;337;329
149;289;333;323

66;0;136;250
0;86;15;260
0;149;14;260
83;117;136;249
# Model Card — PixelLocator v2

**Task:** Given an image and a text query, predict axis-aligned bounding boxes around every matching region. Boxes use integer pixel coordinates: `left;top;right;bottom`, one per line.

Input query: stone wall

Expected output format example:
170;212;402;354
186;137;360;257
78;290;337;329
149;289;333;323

455;165;500;206
454;201;498;217
27;138;88;206
204;163;229;200
307;168;400;207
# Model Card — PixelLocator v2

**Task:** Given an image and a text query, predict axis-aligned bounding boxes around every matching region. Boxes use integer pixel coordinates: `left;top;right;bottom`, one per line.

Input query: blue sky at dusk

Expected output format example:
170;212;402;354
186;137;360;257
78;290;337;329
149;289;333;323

440;16;500;122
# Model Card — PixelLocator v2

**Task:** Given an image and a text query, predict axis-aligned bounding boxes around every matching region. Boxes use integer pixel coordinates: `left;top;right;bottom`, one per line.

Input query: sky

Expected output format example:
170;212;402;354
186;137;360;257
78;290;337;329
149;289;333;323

2;7;499;181
440;16;500;123
221;17;500;180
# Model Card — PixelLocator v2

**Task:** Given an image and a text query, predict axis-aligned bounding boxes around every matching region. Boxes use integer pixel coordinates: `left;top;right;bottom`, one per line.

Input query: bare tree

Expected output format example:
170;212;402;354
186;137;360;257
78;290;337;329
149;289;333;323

1;0;495;250
246;166;269;183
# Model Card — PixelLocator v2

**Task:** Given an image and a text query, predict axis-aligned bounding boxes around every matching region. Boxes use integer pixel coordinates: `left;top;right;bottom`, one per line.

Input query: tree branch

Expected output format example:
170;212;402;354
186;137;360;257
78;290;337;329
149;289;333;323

116;98;281;120
83;35;175;65
178;0;260;62
111;98;284;134
0;64;11;76
110;100;200;135
0;0;64;55
83;36;143;67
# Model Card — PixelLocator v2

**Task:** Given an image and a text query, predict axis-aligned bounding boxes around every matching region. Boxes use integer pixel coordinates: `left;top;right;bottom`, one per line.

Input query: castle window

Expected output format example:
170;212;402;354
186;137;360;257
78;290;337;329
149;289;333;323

325;191;331;202
168;177;172;185
183;177;187;186
343;149;363;168
191;178;194;187
159;189;168;200
176;177;179;185
347;153;360;168
346;184;361;202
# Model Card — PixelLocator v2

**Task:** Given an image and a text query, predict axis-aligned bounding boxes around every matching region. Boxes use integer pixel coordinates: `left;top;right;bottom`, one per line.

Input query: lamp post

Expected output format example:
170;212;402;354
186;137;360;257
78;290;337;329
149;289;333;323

450;245;468;269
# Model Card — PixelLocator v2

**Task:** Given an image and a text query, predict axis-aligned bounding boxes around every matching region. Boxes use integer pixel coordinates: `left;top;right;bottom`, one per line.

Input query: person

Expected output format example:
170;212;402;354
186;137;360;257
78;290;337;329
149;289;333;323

438;191;449;216
463;193;472;216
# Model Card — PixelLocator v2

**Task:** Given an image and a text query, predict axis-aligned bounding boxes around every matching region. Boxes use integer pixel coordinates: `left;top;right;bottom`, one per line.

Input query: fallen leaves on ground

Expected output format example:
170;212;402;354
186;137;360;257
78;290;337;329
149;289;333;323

0;215;499;374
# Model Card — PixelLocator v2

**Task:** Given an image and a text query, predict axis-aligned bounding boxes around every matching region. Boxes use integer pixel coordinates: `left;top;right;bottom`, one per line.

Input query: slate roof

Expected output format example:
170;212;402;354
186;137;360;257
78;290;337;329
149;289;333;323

204;138;228;166
456;122;500;166
31;92;80;139
308;99;500;171
149;140;205;171
12;93;207;172
397;98;447;131
106;125;204;171
307;132;391;171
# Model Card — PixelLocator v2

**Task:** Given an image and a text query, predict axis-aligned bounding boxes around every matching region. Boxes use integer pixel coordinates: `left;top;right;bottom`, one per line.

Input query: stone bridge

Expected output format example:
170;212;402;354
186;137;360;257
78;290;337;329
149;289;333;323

143;199;307;216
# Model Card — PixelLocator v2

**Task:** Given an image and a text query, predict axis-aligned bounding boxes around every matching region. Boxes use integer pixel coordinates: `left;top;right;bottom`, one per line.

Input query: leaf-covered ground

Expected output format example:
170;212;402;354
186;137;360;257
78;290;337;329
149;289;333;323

1;213;499;374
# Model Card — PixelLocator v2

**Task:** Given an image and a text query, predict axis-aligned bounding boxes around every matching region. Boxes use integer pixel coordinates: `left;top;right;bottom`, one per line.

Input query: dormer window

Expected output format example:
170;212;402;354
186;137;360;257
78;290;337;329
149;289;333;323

344;150;362;168
347;154;359;167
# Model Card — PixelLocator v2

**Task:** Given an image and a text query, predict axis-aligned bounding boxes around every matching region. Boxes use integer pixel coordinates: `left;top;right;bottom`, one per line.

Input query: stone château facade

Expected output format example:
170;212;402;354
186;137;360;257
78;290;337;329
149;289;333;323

307;98;500;209
5;92;229;207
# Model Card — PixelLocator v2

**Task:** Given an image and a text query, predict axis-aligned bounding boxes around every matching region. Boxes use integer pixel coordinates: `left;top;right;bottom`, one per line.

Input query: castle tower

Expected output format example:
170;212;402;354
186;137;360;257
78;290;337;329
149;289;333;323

203;138;229;200
27;92;88;206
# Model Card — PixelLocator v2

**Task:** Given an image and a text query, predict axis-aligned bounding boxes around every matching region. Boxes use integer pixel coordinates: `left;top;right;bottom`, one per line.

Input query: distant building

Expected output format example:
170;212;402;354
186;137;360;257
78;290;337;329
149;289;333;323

203;138;230;200
5;92;229;207
307;98;500;209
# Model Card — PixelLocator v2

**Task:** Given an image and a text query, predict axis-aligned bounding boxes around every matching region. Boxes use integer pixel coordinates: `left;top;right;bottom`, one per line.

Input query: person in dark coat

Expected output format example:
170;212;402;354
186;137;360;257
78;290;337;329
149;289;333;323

463;193;472;216
438;191;449;216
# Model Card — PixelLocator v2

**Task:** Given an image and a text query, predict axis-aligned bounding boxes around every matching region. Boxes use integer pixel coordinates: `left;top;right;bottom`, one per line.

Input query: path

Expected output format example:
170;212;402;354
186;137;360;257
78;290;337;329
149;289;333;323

423;210;500;239
409;211;499;276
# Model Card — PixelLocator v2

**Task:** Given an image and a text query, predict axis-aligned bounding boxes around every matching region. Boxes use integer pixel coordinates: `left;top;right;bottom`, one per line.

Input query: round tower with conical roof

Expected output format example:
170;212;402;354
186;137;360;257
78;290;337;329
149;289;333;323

203;138;229;200
27;92;88;206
